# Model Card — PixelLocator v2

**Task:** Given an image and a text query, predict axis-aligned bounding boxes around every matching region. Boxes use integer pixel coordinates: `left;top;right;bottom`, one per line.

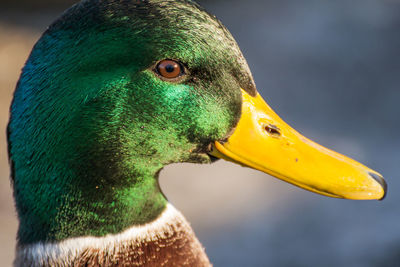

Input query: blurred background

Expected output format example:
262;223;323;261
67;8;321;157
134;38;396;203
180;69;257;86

1;0;399;266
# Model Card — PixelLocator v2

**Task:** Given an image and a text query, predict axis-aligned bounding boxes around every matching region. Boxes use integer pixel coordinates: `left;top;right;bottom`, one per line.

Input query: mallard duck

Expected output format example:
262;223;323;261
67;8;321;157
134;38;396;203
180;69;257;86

8;0;386;266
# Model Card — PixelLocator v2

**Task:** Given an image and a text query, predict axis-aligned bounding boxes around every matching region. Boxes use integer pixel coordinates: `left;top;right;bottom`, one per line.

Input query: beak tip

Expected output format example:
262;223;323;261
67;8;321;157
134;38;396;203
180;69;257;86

368;172;387;200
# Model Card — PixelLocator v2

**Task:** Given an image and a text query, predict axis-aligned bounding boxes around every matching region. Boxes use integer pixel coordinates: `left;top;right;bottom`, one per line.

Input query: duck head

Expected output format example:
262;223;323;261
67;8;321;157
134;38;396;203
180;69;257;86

8;0;386;245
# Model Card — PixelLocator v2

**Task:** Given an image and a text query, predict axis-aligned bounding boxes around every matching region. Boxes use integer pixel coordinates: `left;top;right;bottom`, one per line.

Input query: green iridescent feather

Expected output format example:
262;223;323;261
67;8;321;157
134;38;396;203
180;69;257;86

8;0;256;245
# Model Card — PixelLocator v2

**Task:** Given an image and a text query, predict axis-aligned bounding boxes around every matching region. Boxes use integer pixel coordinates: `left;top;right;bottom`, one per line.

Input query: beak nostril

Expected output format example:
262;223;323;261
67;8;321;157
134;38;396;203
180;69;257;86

264;124;281;137
368;172;387;200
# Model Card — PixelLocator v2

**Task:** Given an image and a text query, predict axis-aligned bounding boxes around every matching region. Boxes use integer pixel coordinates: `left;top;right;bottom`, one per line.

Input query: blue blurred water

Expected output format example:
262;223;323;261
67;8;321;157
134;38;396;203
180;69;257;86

201;141;400;266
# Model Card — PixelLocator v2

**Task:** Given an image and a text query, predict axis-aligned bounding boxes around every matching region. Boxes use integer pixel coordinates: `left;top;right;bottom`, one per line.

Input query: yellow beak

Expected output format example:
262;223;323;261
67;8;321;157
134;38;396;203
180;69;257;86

211;89;386;200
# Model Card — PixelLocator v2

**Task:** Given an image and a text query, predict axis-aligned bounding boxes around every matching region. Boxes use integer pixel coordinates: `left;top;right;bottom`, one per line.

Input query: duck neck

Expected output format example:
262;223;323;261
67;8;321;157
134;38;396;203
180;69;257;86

16;165;168;245
15;204;211;267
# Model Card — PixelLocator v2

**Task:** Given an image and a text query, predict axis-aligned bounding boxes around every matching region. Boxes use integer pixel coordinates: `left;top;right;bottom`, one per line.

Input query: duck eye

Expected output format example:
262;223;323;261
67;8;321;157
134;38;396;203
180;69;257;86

156;59;184;79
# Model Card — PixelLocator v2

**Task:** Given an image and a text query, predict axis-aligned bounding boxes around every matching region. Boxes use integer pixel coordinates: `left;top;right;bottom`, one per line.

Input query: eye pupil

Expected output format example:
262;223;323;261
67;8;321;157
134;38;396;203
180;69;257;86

165;64;175;73
156;59;184;80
